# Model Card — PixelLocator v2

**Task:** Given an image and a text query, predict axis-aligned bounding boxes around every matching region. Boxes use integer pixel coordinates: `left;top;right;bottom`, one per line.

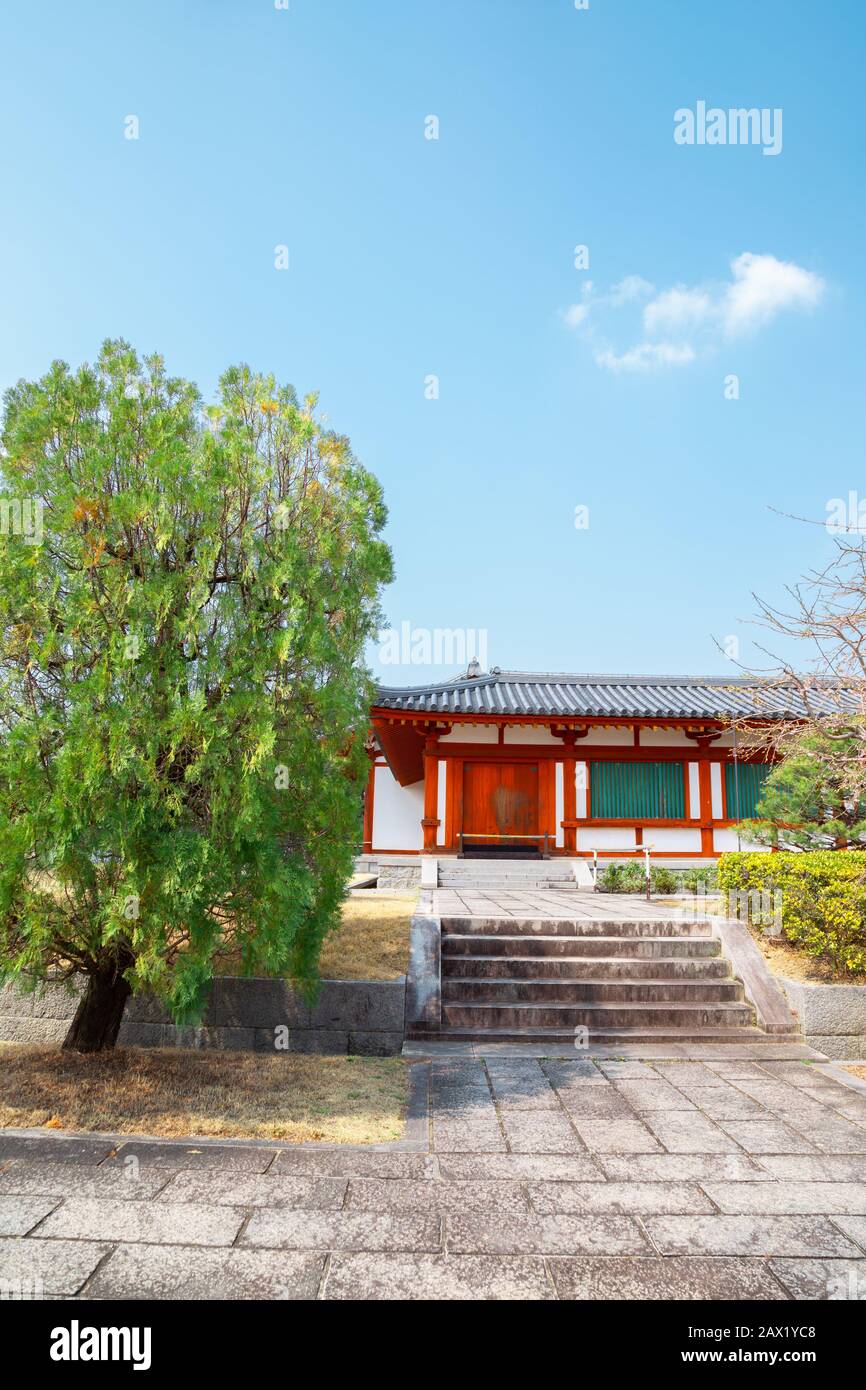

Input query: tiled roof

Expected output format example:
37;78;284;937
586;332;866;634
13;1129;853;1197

373;670;861;721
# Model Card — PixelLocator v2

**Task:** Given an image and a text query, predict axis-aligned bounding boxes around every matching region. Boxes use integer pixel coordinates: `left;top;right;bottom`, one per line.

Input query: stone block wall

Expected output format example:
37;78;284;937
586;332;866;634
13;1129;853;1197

0;976;406;1056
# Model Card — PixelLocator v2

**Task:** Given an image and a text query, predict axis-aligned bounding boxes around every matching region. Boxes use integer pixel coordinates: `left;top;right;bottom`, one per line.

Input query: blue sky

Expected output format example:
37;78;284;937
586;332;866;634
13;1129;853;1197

1;0;863;686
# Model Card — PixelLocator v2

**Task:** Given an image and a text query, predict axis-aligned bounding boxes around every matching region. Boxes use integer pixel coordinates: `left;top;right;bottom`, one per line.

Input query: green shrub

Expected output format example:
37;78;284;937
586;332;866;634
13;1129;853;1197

717;852;866;976
597;862;645;894
649;866;679;895
680;865;718;894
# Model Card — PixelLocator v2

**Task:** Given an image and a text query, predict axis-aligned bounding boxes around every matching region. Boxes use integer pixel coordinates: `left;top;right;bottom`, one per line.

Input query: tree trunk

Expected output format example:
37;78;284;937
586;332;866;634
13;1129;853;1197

62;961;133;1053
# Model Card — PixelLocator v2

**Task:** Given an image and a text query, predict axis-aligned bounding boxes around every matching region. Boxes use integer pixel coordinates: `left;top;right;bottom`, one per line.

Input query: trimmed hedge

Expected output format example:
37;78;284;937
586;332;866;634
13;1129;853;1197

717;852;866;976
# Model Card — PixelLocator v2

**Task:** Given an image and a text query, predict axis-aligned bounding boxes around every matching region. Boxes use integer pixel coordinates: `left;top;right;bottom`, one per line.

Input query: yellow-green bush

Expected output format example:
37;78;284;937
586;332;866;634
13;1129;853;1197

717;852;866;976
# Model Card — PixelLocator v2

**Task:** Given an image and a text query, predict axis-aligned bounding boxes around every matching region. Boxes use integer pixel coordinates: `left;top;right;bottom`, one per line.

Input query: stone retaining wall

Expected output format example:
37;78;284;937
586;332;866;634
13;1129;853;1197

779;977;866;1059
0;976;406;1056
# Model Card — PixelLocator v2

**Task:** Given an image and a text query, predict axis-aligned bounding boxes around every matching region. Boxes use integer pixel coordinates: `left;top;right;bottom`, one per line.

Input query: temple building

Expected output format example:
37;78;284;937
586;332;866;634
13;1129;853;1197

364;668;850;862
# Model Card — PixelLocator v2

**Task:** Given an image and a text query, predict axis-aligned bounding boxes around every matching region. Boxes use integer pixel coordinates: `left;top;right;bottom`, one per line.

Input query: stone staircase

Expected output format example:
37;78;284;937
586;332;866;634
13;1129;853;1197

437;858;580;892
415;913;786;1044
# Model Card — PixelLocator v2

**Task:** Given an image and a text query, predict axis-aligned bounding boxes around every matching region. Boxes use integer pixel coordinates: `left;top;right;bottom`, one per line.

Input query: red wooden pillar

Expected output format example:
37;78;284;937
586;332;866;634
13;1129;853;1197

698;752;714;856
362;749;376;854
421;731;440;853
561;730;577;854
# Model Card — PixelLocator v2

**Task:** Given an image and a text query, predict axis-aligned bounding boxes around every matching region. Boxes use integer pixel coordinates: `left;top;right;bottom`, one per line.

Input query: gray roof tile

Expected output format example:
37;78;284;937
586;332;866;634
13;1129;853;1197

374;670;861;721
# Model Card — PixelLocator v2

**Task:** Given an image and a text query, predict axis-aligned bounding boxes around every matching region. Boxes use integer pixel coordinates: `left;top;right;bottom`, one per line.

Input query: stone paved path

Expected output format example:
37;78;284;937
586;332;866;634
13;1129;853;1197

1;1054;865;1300
432;888;682;918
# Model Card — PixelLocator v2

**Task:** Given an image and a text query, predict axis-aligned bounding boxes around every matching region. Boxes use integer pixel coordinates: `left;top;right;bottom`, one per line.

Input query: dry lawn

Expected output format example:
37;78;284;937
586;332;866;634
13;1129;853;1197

844;1064;866;1084
657;898;859;983
0;1043;409;1143
318;892;414;980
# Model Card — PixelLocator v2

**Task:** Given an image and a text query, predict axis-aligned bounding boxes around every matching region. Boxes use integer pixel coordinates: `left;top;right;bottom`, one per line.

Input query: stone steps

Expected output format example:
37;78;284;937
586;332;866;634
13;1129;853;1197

442;934;722;958
440;1001;757;1029
444;955;731;979
441;917;714;938
408;1025;799;1045
441;978;744;1004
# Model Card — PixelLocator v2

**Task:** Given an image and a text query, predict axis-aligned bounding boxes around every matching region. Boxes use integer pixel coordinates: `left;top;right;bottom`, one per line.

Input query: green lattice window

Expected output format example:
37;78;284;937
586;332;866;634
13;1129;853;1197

590;762;685;820
724;762;771;820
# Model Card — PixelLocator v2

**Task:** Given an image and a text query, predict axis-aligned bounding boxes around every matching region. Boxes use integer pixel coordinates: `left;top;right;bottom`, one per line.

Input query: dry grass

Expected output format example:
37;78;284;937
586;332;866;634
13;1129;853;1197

844;1064;866;1083
317;892;414;980
657;898;858;983
0;1043;409;1143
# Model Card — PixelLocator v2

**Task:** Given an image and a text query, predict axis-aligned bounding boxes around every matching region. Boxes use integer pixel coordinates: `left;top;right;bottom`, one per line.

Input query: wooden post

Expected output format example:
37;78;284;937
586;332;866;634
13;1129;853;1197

421;730;440;853
362;750;376;854
698;753;714;856
561;729;577;854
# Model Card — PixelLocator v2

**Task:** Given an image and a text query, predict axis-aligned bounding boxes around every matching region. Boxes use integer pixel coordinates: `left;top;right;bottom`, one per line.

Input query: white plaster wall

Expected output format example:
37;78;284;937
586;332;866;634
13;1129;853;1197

647;828;703;852
688;762;701;820
713;829;771;854
710;763;724;819
503;726;559;745
639;729;696;747
576;827;637;850
439;723;498;744
575;761;588;818
579;727;634;746
554;762;564;848
436;760;447;846
372;767;423;851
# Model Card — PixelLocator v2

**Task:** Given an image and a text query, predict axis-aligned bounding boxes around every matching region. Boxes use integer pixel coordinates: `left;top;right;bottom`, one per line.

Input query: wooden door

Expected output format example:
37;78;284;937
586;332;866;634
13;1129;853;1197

462;762;539;847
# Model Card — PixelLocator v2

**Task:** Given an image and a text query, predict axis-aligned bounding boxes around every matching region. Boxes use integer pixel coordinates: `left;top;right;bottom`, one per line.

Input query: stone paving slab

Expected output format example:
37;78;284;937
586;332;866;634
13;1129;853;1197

0;1194;60;1237
527;1181;715;1216
0;1162;170;1200
84;1244;326;1300
0;1235;113;1296
323;1252;554;1300
568;1114;663;1154
598;1153;775;1182
268;1150;432;1179
642;1111;740;1154
445;1212;649;1255
714;1120;818;1154
346;1177;528;1214
157;1172;349;1209
645;1214;864;1258
499;1111;584;1154
242;1210;443;1252
437;1153;605;1181
613;1079;697;1112
107;1142;278;1172
831;1215;866;1250
757;1154;866;1182
703;1181;866;1214
33;1197;246;1247
768;1257;866;1300
0;1135;116;1165
549;1255;789;1300
2;1049;865;1300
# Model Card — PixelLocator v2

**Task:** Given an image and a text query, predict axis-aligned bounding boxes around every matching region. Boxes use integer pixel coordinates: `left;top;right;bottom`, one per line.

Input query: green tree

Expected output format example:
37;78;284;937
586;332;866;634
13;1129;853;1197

0;340;392;1051
739;718;866;850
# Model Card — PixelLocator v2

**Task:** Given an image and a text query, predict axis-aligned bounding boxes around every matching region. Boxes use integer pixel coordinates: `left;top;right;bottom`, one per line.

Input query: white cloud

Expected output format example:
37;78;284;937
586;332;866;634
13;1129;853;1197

563;303;590;328
721;252;825;335
570;252;826;372
610;275;655;306
595;342;696;372
644;287;713;335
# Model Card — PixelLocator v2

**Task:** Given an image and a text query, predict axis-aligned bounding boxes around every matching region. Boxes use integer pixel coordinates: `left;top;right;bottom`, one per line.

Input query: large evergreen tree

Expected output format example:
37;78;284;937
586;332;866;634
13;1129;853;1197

0;341;392;1050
